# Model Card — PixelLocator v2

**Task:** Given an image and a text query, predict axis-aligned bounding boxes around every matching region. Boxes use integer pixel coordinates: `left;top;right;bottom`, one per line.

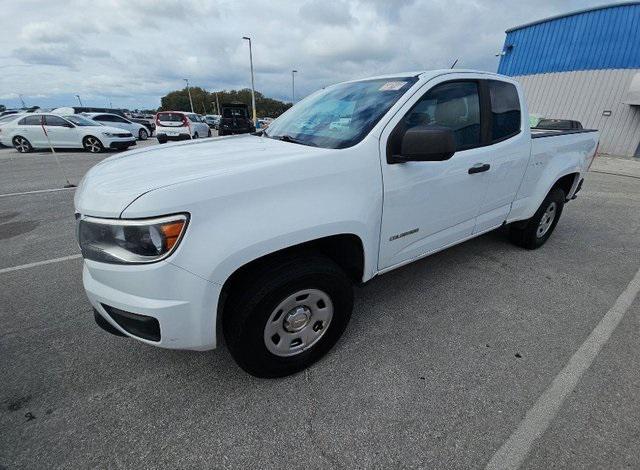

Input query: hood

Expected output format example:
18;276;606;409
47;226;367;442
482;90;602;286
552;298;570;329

74;135;324;217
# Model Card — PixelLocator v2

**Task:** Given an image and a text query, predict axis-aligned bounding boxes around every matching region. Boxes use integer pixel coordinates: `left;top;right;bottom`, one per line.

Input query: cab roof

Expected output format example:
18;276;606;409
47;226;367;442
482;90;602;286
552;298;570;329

344;69;504;84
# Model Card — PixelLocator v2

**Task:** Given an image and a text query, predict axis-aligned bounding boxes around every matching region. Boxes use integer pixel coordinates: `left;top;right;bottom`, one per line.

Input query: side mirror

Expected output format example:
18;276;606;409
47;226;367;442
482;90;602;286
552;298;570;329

390;125;456;163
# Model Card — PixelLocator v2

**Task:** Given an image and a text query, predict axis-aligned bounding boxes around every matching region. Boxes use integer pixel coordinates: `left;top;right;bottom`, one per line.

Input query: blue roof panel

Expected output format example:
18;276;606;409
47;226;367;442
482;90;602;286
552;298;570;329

498;2;640;75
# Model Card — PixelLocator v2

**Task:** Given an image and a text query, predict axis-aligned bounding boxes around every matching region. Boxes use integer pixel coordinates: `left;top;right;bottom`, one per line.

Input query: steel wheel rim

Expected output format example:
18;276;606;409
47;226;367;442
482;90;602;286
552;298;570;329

264;288;333;357
15;137;29;152
85;137;101;153
537;201;557;238
140;129;148;140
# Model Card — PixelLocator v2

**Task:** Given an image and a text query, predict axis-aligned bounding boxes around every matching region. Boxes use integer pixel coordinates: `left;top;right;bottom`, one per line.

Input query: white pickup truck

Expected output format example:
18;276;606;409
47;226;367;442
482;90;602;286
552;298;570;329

75;70;598;377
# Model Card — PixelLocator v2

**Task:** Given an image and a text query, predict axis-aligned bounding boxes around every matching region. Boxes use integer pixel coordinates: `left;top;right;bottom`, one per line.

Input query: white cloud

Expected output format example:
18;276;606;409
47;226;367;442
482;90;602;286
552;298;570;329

0;0;608;109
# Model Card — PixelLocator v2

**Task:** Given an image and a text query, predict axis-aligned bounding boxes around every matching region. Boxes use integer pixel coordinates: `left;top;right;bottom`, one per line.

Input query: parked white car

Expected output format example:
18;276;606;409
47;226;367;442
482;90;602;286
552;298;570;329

84;113;150;140
75;70;599;377
0;113;136;153
155;111;211;143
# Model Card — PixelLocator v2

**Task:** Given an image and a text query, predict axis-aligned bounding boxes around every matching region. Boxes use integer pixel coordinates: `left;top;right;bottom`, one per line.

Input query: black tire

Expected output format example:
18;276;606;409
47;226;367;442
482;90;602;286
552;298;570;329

83;136;104;153
138;128;148;140
218;130;226;136
509;187;565;249
207;128;212;137
157;136;167;144
223;255;354;378
13;136;33;153
193;132;199;139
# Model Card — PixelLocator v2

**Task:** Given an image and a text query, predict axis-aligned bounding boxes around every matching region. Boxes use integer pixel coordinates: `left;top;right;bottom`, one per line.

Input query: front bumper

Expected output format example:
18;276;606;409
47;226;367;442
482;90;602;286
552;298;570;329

109;139;136;150
83;259;221;350
219;128;253;134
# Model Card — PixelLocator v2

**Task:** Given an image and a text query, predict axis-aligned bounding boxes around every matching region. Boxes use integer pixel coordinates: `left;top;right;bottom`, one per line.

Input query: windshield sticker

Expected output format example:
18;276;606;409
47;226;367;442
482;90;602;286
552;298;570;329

379;81;407;91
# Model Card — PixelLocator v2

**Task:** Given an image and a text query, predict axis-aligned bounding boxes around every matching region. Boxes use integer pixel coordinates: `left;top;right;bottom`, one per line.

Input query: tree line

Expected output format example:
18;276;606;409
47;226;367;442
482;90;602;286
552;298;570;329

159;87;292;118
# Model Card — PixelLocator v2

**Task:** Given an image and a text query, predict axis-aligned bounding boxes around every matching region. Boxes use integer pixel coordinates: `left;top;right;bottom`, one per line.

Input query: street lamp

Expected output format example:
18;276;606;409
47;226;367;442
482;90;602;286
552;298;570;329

242;36;257;125
291;69;298;103
183;78;194;113
75;94;83;106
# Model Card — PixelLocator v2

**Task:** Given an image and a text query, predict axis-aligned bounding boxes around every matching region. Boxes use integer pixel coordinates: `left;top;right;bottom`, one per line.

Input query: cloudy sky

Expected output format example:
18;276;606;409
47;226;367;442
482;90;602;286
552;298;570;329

0;0;607;110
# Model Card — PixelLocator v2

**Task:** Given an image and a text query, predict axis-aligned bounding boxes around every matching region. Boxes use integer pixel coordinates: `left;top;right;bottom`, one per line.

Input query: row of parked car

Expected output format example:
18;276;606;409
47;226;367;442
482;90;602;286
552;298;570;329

0;112;142;153
0;102;274;153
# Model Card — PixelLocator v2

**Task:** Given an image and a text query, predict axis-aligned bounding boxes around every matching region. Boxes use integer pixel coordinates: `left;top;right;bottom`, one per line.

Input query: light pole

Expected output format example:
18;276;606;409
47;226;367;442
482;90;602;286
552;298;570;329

291;69;298;103
215;92;220;115
183;78;194;113
75;94;83;106
242;36;257;125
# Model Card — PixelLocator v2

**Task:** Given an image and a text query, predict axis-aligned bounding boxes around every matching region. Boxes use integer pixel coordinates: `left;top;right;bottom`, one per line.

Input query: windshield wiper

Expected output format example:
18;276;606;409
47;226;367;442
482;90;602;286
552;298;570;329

273;134;317;147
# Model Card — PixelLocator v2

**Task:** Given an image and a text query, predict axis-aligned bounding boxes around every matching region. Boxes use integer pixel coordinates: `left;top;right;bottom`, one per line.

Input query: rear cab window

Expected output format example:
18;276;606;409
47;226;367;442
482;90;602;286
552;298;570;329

487;80;521;142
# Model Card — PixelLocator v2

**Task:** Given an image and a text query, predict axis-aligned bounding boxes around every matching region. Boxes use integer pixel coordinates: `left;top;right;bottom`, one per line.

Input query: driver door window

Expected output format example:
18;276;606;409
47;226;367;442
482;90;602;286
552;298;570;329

401;81;481;150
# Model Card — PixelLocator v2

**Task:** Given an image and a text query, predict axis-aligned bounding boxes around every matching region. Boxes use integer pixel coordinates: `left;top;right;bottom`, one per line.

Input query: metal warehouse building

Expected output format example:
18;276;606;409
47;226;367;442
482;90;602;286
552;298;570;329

497;2;640;157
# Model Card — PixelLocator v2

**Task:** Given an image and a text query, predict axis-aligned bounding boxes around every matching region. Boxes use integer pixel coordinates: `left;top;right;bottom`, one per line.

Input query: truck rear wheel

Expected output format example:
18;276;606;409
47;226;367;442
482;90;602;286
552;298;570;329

223;255;353;378
509;187;565;249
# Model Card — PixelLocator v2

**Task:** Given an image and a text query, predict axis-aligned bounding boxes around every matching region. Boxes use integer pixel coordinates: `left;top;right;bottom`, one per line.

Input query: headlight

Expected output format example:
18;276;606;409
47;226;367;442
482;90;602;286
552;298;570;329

102;132;116;137
78;214;188;264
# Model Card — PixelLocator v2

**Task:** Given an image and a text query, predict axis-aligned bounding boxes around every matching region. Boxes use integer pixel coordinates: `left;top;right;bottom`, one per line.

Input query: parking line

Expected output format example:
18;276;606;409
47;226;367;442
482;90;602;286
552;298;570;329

485;265;640;470
0;187;76;198
0;254;82;275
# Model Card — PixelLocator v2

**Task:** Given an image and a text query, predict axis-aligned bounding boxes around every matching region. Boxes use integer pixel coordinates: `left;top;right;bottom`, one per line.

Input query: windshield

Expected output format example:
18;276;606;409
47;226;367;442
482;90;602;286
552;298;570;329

265;77;418;149
66;115;101;126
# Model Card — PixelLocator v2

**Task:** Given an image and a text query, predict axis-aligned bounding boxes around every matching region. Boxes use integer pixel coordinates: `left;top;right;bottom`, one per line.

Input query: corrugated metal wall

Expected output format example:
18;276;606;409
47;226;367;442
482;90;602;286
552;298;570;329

516;69;640;156
498;3;640;76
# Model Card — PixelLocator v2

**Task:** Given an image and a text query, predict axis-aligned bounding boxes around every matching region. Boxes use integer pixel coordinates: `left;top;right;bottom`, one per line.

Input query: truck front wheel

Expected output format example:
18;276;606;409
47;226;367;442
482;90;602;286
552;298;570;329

223;255;353;378
509;187;565;249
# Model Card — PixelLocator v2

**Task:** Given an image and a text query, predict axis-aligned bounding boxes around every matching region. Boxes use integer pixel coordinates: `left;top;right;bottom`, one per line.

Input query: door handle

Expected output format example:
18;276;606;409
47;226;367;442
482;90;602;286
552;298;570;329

468;163;490;174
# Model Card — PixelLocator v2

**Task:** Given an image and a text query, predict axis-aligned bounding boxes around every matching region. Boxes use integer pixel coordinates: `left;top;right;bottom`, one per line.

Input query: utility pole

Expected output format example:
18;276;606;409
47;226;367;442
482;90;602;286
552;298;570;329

75;94;83;106
202;100;207;115
215;92;220;115
242;36;257;125
291;69;298;103
183;78;194;113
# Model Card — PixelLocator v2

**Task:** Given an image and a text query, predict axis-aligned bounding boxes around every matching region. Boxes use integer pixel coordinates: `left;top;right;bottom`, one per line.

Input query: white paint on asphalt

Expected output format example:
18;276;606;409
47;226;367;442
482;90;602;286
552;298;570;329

0;187;76;198
0;254;82;274
486;265;640;470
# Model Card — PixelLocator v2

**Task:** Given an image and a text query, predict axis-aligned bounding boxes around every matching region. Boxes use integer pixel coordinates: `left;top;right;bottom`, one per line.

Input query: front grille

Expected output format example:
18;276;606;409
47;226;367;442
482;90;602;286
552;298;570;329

101;304;161;342
115;133;132;138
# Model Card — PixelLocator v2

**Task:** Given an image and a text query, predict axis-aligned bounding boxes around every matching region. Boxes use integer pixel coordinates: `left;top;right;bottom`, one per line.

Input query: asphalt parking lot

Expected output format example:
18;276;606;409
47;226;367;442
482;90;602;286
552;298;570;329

1;143;639;469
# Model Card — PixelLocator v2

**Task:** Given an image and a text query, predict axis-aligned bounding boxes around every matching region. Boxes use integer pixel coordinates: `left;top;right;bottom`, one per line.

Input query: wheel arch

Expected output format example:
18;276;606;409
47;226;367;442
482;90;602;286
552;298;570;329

551;172;580;200
83;134;102;143
216;233;365;344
